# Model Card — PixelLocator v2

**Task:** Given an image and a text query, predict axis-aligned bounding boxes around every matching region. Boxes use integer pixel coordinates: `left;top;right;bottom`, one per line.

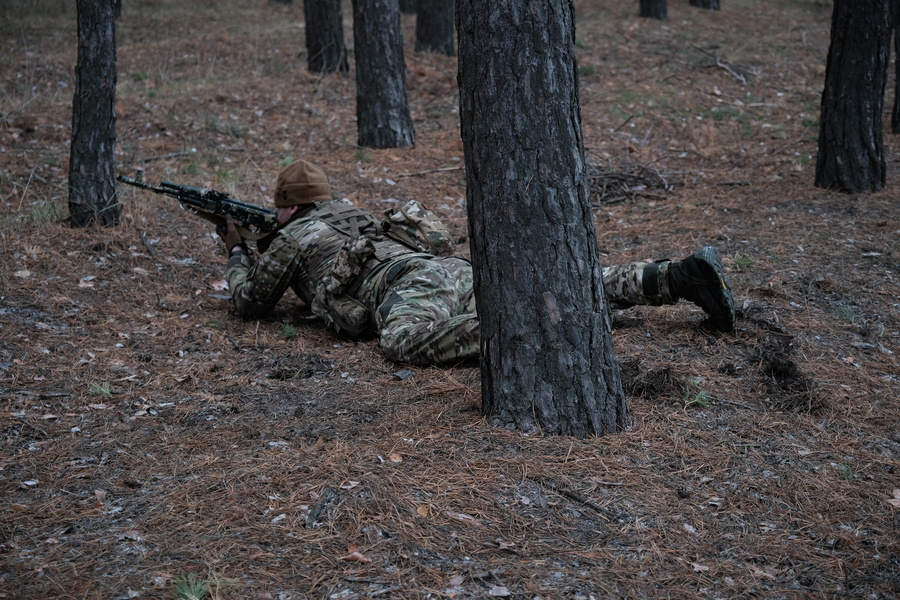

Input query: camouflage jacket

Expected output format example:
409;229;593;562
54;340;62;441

225;199;430;323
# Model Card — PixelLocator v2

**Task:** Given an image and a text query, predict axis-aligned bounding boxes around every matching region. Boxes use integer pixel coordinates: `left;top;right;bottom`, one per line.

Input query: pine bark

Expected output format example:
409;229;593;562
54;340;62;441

415;0;454;55
892;16;900;133
304;0;349;74
69;0;119;227
639;0;667;20
457;0;627;437
352;0;415;148
815;0;892;193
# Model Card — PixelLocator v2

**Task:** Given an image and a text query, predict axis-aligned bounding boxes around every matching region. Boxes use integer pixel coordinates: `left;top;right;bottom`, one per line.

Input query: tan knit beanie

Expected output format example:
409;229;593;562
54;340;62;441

273;160;332;207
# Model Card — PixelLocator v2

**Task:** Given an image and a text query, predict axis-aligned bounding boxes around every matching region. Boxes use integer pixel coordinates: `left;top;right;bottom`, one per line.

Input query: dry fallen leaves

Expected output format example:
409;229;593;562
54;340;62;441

340;545;372;563
444;510;482;526
888;489;900;509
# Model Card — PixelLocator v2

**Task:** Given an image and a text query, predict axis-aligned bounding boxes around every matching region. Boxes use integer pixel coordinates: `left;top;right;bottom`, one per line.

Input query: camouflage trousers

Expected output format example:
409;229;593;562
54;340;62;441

602;260;674;308
359;256;674;366
359;256;479;365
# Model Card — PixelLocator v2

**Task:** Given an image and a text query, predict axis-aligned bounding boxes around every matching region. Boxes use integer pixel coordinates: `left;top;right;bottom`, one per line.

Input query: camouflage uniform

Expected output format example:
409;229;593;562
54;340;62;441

226;199;671;365
602;260;672;308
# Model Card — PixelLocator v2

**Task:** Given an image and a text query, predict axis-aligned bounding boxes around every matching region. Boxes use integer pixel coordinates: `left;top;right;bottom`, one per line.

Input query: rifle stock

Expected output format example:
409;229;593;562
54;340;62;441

117;174;277;240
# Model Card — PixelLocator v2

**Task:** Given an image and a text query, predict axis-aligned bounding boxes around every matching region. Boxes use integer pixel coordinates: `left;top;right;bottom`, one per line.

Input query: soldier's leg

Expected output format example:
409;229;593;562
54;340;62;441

374;261;480;365
602;246;735;332
602;261;673;308
436;256;476;314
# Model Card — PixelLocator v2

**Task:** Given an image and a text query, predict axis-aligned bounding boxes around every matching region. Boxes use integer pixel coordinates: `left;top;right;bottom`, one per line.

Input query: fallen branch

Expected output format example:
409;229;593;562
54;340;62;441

396;166;463;178
692;45;752;84
526;474;618;521
139;231;158;257
587;162;676;205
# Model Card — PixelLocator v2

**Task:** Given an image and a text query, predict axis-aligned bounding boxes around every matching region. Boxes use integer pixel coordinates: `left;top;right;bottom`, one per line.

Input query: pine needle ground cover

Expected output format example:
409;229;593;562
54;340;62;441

1;1;898;598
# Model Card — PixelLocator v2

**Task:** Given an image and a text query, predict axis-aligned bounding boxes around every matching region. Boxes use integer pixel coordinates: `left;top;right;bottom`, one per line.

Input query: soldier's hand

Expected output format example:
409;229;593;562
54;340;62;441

218;215;245;256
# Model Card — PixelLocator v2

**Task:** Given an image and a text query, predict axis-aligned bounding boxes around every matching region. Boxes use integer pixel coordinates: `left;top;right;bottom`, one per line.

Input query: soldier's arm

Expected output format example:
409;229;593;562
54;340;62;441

226;234;306;319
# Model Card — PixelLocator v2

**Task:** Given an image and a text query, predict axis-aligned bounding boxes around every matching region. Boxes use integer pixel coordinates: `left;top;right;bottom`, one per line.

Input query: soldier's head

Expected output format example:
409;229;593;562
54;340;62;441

274;159;332;207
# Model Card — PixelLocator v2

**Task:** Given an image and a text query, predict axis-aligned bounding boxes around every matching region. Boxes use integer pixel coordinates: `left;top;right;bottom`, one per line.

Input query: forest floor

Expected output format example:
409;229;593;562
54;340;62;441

2;0;899;599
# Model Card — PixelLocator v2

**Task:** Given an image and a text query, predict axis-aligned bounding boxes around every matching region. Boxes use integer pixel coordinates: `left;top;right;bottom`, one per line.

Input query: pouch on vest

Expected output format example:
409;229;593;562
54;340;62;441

382;200;455;256
310;235;375;337
311;285;369;338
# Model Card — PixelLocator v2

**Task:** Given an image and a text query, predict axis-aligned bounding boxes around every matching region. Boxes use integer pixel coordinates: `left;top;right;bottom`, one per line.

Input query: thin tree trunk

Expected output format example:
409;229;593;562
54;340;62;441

892;15;900;133
304;0;349;74
815;0;891;193
69;0;119;227
639;0;667;20
352;0;415;148
415;0;454;55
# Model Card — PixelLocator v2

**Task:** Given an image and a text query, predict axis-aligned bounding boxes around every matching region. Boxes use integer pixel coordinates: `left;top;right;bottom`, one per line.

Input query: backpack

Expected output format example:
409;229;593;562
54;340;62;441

381;200;456;256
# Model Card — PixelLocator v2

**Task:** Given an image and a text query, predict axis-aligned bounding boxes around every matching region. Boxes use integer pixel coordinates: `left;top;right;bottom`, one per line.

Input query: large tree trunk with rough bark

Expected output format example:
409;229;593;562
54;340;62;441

304;0;348;74
457;0;627;437
815;0;892;193
352;0;415;148
69;0;119;227
399;0;417;14
640;0;667;20
415;0;454;55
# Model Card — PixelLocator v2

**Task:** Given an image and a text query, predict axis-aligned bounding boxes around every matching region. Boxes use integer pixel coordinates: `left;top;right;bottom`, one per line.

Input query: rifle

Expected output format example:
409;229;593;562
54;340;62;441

117;173;277;240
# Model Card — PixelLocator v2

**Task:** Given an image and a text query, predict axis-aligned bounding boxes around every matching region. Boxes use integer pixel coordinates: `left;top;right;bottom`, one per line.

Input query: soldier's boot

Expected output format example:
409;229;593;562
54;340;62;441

666;246;735;332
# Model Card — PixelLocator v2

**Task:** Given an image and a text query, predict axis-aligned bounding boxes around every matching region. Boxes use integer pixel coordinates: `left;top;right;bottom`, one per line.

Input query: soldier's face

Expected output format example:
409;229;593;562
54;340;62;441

277;205;299;225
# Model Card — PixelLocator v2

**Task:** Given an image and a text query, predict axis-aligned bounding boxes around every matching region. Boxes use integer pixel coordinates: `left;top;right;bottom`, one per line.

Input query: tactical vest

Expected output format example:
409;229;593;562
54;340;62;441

301;200;431;337
306;200;427;262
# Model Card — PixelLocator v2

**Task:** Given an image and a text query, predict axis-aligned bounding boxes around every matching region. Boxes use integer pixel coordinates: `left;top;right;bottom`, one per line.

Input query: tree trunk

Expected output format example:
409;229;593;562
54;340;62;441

69;0;119;227
304;0;349;73
352;0;415;148
639;0;667;20
399;0;417;14
892;15;900;133
815;0;892;193
415;0;454;55
689;0;719;9
457;0;627;437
